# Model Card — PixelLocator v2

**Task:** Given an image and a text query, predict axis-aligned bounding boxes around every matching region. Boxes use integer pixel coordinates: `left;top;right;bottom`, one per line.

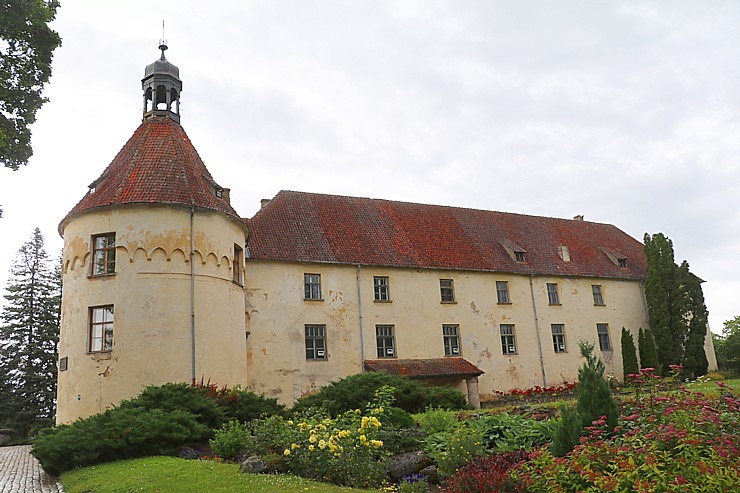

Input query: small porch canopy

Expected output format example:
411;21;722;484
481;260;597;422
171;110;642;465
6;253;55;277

363;357;484;409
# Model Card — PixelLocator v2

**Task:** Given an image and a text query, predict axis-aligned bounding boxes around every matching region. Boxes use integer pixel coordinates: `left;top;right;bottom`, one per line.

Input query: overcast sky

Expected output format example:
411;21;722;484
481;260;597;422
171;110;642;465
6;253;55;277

1;1;738;334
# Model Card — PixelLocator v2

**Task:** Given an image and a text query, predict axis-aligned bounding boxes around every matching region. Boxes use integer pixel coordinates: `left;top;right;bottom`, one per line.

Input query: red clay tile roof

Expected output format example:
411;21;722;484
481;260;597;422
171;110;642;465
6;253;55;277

246;191;647;279
364;358;484;378
60;116;241;231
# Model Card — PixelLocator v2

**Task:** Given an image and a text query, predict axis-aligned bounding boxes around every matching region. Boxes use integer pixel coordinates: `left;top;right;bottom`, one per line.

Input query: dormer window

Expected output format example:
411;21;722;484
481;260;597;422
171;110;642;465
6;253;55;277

501;239;527;263
618;258;627;268
515;251;526;262
601;247;628;269
216;188;223;198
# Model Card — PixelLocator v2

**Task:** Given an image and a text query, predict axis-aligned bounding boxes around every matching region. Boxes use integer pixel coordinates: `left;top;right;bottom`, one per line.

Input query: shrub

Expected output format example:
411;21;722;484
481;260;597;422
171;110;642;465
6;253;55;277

121;382;224;429
470;413;559;452
441;450;529;493
203;385;285;422
551;341;618;456
209;420;251;459
31;407;208;475
423;423;486;477
414;407;459;435
291;372;470;416
243;414;294;457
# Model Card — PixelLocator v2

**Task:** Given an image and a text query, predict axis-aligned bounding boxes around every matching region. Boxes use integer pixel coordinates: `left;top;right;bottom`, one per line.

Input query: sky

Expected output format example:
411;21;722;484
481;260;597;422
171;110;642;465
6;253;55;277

1;1;738;334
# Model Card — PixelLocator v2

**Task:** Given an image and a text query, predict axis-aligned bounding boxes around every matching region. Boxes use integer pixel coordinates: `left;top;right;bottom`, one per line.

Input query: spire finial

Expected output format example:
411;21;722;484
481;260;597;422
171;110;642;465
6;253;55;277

158;20;167;60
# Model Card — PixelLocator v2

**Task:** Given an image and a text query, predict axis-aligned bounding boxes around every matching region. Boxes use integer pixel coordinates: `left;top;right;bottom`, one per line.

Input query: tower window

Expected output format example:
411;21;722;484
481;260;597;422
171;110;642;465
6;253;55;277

89;305;114;352
233;244;244;285
92;233;116;276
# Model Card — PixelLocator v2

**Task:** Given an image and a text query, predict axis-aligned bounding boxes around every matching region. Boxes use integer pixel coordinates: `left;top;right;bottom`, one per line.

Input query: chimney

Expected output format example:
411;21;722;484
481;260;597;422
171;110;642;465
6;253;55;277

221;188;231;204
260;198;270;209
573;215;584;221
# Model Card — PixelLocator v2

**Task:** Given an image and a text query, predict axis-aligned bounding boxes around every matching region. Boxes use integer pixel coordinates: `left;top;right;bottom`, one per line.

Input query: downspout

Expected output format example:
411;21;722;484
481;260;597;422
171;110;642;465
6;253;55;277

190;206;196;385
529;274;547;387
356;265;365;368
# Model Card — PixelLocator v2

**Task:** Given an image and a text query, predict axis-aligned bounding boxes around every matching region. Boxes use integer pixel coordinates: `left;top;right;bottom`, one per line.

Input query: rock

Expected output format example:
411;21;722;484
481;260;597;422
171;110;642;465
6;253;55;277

385;450;433;482
0;429;12;447
419;465;440;484
239;455;267;474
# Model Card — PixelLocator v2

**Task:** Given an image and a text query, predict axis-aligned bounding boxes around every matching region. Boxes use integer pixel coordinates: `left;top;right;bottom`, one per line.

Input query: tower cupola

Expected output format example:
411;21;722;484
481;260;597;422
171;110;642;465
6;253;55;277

142;41;182;122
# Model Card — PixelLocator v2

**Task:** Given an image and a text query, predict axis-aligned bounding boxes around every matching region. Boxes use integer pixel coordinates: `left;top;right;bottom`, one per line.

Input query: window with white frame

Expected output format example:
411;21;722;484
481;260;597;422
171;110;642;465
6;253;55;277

304;273;322;300
305;324;327;360
496;280;510;304
547;283;560;305
374;276;390;301
597;323;611;351
592;285;604;305
376;325;396;358
500;324;517;354
443;324;461;356
440;279;455;303
89;305;114;352
551;324;566;352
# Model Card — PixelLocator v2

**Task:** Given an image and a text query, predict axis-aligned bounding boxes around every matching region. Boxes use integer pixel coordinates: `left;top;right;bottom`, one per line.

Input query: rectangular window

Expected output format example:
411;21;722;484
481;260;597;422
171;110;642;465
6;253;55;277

592;285;604;305
597;323;611;351
515;251;526;262
443;324;461;356
551;324;566;353
233;244;244;285
304;274;322;300
376;325;396;358
547;283;560;305
305;324;327;360
92;233;116;275
618;258;628;268
89;305;114;352
440;279;455;303
500;324;517;355
373;276;390;301
496;281;510;304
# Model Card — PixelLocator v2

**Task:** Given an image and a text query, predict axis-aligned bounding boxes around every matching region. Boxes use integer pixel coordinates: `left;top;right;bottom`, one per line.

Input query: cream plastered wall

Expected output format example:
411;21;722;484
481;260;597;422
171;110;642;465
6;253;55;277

245;261;651;406
57;204;248;424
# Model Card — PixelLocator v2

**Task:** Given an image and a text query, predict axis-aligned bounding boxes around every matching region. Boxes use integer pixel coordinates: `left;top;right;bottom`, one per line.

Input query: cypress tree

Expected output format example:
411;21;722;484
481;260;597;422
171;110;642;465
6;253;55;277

679;261;709;378
643;233;683;373
638;327;660;372
621;327;639;377
0;228;61;438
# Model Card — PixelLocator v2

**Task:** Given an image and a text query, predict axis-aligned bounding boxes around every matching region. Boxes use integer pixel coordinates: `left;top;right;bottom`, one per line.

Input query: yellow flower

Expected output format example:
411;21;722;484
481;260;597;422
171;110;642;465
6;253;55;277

370;439;383;448
283;449;291;456
308;445;315;451
309;434;318;444
291;443;300;449
318;439;327;449
359;434;368;443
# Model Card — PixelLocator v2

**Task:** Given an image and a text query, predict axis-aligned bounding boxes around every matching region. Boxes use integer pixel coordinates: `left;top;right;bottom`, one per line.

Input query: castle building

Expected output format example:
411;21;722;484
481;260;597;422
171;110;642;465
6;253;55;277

56;46;717;423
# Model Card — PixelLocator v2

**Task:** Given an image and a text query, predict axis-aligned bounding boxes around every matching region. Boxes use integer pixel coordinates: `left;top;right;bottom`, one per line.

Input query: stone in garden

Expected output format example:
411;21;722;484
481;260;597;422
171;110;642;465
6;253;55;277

419;465;440;484
385;450;433;481
239;455;267;474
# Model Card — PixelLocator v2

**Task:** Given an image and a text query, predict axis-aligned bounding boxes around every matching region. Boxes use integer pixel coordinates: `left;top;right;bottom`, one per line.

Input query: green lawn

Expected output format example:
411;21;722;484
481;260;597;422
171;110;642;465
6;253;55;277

61;456;382;493
685;377;739;397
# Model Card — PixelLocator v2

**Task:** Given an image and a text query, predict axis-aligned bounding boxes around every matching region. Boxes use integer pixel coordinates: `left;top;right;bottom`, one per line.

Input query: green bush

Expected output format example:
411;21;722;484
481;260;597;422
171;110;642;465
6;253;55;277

209;420;251;459
291;373;471;416
414;407;459;435
121;383;224;429
471;413;559;452
243;415;294;457
218;388;285;422
31;407;207;475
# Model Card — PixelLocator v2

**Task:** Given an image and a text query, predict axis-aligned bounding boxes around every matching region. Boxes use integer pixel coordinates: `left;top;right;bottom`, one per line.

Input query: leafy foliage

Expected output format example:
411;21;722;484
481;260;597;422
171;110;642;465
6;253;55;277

209;420;251;459
638;327;660;372
715;316;740;374
31;407;208;475
120;382;224;429
0;0;62;169
550;341;618;456
470;413;558;453
620;327;638;377
291;372;471;416
194;382;285;423
0;228;60;439
441;450;529;493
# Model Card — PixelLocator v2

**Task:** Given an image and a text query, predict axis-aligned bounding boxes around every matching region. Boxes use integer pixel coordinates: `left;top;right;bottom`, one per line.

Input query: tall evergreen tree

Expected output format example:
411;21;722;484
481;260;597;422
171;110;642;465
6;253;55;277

679;261;709;377
643;233;683;373
621;327;639;377
638;327;660;372
0;228;61;438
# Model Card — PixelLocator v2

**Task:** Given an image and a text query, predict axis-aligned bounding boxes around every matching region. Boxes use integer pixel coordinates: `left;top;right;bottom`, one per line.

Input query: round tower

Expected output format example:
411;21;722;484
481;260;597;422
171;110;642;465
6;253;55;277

56;44;248;424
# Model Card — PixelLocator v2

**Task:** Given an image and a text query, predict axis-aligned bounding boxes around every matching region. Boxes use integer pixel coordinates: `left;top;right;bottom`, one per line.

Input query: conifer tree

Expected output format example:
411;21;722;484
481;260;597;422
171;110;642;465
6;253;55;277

621;327;638;377
679;261;709;377
643;233;683;373
638;327;660;372
0;228;61;438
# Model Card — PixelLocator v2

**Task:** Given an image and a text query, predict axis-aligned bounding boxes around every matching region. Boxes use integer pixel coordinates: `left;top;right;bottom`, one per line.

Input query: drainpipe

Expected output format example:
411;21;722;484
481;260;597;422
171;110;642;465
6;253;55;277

529;274;547;387
190;206;196;385
356;265;365;368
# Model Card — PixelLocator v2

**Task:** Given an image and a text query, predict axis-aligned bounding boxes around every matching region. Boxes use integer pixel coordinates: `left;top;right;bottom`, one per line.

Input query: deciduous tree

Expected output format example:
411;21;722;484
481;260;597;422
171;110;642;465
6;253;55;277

0;0;62;170
0;228;61;438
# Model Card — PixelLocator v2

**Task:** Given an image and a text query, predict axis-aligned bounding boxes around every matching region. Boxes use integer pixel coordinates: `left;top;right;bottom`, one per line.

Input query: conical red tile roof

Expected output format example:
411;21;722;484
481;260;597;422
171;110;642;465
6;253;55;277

60;116;241;230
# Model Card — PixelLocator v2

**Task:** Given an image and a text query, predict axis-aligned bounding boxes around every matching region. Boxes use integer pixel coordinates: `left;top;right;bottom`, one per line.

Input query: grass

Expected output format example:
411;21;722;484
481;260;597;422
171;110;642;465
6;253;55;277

685;377;739;397
61;456;382;493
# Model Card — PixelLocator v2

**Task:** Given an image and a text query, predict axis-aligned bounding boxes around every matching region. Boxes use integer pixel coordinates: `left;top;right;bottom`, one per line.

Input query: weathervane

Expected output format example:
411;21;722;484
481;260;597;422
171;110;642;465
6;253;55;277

158;20;167;56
